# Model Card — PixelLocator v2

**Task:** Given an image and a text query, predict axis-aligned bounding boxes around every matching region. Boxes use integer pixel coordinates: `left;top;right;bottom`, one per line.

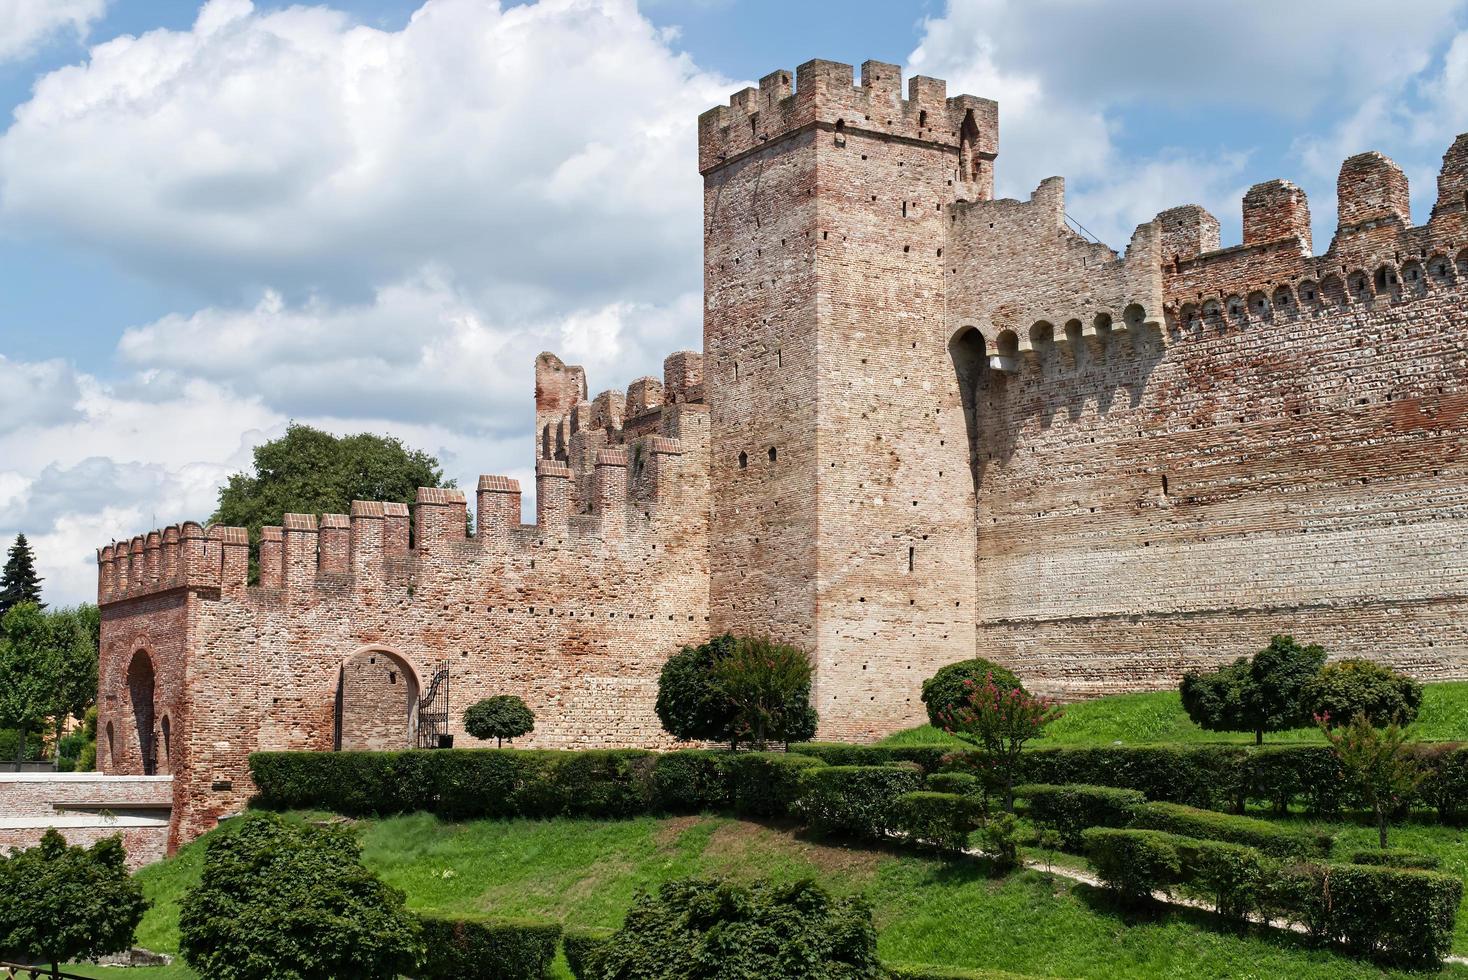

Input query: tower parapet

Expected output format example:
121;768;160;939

698;59;997;197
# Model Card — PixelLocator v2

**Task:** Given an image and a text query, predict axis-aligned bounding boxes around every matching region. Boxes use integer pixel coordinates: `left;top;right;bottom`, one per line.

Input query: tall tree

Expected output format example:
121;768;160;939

47;606;99;741
0;603;61;768
211;423;454;579
0;534;43;618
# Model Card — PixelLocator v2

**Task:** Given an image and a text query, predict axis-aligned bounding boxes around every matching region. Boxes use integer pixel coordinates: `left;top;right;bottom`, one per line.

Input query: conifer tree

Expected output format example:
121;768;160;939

0;534;44;618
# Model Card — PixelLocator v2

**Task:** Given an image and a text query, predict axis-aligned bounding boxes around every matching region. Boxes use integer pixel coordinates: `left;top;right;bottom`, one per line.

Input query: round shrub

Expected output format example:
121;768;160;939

588;877;881;979
179;812;422;980
463;695;535;747
1303;659;1424;728
656;634;739;745
920;658;1025;729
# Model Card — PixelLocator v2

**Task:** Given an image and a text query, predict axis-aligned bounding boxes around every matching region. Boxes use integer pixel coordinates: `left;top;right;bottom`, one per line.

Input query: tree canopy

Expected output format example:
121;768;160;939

1303;658;1424;729
179;812;422;980
0;534;43;618
212;423;453;576
0;603;62;765
920;657;1025;729
656;634;817;750
0;830;147;974
1180;635;1326;744
462;695;535;747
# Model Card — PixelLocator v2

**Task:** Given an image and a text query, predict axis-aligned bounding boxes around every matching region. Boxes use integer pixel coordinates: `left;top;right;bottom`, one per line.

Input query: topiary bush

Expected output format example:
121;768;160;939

795;764;926;840
789;742;954;773
1082;827;1182;904
587;877;882;980
1303;659;1424;729
1419;744;1468;825
1347;848;1441;870
656;634;740;747
894;791;982;854
726;751;827;818
1180;636;1325;745
1017;783;1146;850
920;658;1024;729
1170;836;1269;920
649;750;732;813
1130;801;1332;858
179;812;422;980
463;695;536;747
1018;745;1247;811
416;915;560;980
1244;746;1350;816
925;771;982;797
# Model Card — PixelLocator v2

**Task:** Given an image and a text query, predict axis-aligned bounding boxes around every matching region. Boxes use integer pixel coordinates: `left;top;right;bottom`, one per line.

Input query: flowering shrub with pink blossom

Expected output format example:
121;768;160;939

938;673;1062;810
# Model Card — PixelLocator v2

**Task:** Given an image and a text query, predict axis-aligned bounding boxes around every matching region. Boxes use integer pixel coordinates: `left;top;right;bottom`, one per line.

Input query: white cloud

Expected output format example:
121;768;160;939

0;0;729;315
0;355;84;433
0;0;106;64
909;0;1467;248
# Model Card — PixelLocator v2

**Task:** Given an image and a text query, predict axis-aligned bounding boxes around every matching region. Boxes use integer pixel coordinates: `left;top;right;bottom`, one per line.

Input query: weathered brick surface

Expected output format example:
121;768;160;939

0;774;171;870
96;59;1468;854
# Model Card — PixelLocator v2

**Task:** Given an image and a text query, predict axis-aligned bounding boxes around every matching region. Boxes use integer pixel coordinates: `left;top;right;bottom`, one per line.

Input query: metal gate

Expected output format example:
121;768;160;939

416;662;451;749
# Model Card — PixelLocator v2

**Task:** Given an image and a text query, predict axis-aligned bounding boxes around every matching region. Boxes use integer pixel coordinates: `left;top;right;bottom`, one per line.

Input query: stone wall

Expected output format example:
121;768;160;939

0;773;172;870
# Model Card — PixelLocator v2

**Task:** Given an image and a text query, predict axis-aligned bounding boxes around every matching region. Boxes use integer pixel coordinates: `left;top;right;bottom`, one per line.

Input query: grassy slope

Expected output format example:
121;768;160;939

881;681;1468;748
82;812;1468;980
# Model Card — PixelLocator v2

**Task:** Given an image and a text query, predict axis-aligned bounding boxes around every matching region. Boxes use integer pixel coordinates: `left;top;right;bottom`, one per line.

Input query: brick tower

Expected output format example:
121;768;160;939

699;60;998;738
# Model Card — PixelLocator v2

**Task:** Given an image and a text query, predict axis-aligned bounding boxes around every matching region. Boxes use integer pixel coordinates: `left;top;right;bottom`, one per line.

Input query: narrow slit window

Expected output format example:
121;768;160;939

907;546;914;572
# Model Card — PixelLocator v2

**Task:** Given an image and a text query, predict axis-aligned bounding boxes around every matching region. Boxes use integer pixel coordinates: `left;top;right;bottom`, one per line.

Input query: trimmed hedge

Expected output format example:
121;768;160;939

648;750;731;812
1130;801;1331;858
1017;783;1145;849
1347;849;1441;870
417;915;561;980
1085;828;1463;965
562;927;613;979
795;764;926;839
1019;745;1244;810
790;741;954;773
1420;744;1468;825
926;772;982;797
1279;862;1463;965
726;751;827;818
1082;827;1182;903
896;791;983;853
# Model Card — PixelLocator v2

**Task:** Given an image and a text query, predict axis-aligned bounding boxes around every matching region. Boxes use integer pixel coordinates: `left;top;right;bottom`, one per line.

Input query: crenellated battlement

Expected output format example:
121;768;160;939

698;59;997;191
1161;135;1468;339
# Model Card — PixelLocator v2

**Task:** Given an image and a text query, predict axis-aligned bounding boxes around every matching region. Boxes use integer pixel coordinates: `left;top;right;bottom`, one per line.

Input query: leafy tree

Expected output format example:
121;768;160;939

656;634;739;747
462;695;535;747
712;637;816;751
588;877;881;980
0;603;61;768
179;812;422;980
921;658;1025;728
0;830;147;976
938;673;1061;810
1179;635;1326;744
212;423;454;579
1303;659;1423;729
0;534;43;618
44;605;98;741
1320;712;1426;849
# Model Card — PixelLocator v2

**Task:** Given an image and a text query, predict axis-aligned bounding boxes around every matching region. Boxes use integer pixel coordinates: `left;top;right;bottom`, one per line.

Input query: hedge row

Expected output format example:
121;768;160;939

1130;801;1332;858
1016;784;1146;849
797;741;1468;820
1083;828;1462;965
417;915;561;979
250;748;826;821
793;764;926;838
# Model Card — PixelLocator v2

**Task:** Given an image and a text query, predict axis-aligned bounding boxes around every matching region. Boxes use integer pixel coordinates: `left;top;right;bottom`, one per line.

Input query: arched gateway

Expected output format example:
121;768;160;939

333;647;421;751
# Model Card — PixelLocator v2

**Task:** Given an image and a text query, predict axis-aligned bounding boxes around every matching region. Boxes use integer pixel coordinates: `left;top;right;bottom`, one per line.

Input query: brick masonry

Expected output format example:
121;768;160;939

94;60;1468;857
0;773;172;870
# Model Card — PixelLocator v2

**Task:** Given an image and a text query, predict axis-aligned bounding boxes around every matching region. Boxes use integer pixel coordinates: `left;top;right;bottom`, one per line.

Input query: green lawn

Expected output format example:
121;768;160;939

882;681;1468;748
75;811;1468;980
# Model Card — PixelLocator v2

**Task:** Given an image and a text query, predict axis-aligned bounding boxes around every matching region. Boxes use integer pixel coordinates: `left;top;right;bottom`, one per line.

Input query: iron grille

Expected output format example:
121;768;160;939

416;662;451;749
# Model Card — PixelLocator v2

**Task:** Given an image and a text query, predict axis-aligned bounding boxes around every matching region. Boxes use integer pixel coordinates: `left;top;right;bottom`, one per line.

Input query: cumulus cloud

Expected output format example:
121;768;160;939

0;355;84;433
0;0;106;63
908;0;1467;248
0;0;729;314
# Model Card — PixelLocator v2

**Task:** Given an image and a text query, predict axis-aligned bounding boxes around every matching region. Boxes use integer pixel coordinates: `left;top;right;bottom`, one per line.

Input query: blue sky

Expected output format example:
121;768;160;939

2;0;1467;603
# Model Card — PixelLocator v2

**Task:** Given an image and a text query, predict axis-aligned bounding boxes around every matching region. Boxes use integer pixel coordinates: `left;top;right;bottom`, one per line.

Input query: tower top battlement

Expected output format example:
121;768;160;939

697;59;996;176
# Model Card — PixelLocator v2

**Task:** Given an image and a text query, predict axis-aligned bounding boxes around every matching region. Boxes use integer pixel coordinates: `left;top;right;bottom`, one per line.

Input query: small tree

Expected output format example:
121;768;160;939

939;673;1061;810
179;813;422;980
1319;711;1426;849
920;657;1025;729
0;830;147;977
655;634;739;747
462;695;535;747
1304;659;1424;729
1180;635;1325;744
712;637;816;751
0;603;61;768
590;877;881;980
0;534;43;619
